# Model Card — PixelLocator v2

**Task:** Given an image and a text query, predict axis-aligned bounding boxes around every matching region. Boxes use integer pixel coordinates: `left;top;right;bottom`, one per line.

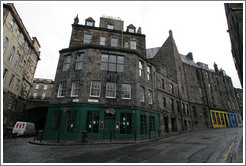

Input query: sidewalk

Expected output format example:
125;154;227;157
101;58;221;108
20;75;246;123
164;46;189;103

28;129;196;146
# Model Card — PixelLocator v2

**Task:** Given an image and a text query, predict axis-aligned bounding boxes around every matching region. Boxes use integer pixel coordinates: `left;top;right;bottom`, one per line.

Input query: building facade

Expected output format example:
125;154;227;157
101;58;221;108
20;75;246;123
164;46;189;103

43;16;242;142
3;3;41;127
224;3;243;88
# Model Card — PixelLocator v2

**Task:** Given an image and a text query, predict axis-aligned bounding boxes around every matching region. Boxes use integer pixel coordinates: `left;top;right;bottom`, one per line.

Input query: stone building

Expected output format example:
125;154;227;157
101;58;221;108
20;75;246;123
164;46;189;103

224;3;243;88
3;3;41;127
43;16;242;142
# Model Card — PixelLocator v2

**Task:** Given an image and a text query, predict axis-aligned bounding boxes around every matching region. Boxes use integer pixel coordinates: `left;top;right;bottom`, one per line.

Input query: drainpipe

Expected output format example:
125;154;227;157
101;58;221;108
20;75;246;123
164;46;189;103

121;28;123;48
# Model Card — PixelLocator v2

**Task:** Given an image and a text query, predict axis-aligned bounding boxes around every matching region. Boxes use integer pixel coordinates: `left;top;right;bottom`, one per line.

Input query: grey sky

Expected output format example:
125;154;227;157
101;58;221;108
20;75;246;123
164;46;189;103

11;1;242;88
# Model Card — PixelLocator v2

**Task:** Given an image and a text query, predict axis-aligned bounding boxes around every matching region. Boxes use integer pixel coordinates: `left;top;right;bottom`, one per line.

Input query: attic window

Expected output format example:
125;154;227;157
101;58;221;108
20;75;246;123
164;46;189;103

129;28;135;33
108;24;114;29
86;21;94;26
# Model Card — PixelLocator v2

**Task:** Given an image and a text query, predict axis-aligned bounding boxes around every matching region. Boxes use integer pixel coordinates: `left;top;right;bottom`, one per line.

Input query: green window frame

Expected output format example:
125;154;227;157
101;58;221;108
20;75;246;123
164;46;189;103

65;110;77;133
149;116;156;131
120;113;132;134
51;110;62;132
140;115;147;135
86;111;99;133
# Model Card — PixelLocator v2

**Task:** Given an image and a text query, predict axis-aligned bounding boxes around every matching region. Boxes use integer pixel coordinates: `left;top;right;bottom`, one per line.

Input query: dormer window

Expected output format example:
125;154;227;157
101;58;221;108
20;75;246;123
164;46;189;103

129;28;135;33
108;24;114;29
86;21;94;26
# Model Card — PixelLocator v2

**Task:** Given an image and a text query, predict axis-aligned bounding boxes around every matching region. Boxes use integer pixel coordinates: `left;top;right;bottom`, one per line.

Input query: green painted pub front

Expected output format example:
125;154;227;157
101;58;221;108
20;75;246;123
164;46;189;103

43;104;160;142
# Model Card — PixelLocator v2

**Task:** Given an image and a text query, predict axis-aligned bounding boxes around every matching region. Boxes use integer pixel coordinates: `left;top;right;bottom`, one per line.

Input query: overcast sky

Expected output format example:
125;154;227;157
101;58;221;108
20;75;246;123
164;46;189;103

10;1;242;88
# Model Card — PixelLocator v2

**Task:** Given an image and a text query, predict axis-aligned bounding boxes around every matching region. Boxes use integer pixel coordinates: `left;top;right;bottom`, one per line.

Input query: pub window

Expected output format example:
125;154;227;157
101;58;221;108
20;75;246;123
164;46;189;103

83;34;91;44
139;61;144;77
62;55;71;71
71;81;80;97
65;110;77;133
106;82;116;98
86;111;99;133
111;37;118;47
140;87;145;102
90;81;101;97
101;54;124;72
51;110;62;132
100;36;106;46
75;53;85;70
57;82;66;97
149;116;156;131
130;41;136;50
120;113;132;134
121;84;131;99
140;115;147;135
147;90;153;104
8;46;15;62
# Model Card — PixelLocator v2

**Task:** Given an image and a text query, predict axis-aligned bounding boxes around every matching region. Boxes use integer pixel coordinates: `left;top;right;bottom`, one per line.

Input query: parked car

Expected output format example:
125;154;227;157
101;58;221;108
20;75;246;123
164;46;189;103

12;121;35;137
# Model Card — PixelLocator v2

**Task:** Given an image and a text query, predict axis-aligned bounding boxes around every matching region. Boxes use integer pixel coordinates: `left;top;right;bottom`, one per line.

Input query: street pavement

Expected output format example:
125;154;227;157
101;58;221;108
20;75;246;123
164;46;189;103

3;127;243;163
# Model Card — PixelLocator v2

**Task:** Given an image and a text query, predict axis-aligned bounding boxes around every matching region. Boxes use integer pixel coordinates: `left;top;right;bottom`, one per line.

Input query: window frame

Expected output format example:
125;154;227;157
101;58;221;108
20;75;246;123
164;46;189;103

90;81;101;97
71;81;80;97
83;34;92;44
57;82;66;98
75;53;85;70
121;84;131;99
130;40;136;50
106;82;116;99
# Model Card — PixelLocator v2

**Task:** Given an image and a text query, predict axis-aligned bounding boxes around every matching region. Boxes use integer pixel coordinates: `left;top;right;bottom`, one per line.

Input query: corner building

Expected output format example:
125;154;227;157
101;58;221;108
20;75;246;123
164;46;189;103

43;16;242;142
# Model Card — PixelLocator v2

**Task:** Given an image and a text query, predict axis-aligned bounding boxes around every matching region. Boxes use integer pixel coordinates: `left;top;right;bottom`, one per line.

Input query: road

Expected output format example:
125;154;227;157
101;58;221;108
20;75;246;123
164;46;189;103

3;127;243;163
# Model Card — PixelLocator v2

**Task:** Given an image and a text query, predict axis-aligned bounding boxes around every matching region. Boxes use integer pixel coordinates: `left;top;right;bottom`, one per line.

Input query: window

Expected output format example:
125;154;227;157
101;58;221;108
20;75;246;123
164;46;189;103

84;34;91;43
185;104;189;115
8;46;15;62
147;90;153;104
71;81;79;97
129;28;135;33
9;19;15;30
62;55;71;71
161;79;165;89
111;37;118;47
206;72;209;79
65;111;77;133
130;41;136;50
35;84;40;89
139;61;144;76
100;36;106;46
182;103;185;115
170;98;174;112
3;68;8;81
16;29;20;39
101;54;124;72
216;113;221;125
120;113;132;134
20;60;26;73
170;83;174;94
14;53;20;68
9;74;15;87
149;116;156;131
199;88;203;97
160;65;167;76
21;39;26;48
3;37;8;52
212;112;216;124
90;81;101;97
176;100;180;113
121;84;131;99
196;70;200;81
15;79;20;91
33;93;37;98
42;93;46;99
220;113;225;125
86;21;94;26
75;53;85;70
51;110;62;132
147;66;152;81
44;85;48;91
192;106;197;117
208;84;212;92
106;82;116;98
107;24;114;29
86;111;99;133
140;115;147;135
236;93;240;99
25;45;30;55
57;82;66;97
140;87;145;102
163;97;166;108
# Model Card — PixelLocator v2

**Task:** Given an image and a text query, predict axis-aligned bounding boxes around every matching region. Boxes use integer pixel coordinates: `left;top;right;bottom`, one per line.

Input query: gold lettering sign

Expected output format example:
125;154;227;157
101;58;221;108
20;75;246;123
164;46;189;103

105;108;115;115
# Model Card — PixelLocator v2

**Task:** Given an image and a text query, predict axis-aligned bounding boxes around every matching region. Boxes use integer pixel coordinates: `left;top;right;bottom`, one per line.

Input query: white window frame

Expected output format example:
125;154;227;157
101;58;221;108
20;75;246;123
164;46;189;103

106;82;116;99
35;84;40;90
8;46;15;62
14;53;20;68
140;87;145;102
33;93;38;99
129;28;135;33
100;36;106;46
147;65;152;81
147;90;153;105
90;81;101;97
86;21;94;26
71;81;79;97
3;37;8;53
75;53;85;70
111;37;118;47
139;61;144;77
107;24;114;29
57;82;66;98
84;34;92;44
130;41;136;50
121;84;131;99
44;85;48;91
62;55;71;71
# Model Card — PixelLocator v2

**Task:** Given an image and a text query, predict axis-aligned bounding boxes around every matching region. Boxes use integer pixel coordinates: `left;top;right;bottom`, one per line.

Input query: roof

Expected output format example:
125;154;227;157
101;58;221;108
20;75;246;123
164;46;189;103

180;54;200;67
